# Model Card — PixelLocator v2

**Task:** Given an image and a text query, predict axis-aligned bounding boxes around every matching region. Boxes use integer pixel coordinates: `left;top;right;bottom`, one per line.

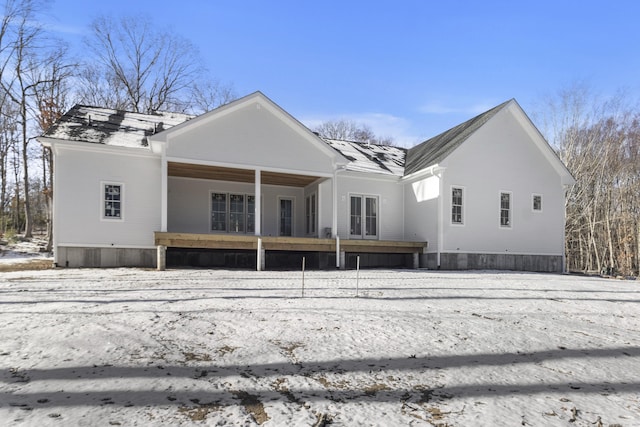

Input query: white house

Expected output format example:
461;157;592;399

38;92;574;271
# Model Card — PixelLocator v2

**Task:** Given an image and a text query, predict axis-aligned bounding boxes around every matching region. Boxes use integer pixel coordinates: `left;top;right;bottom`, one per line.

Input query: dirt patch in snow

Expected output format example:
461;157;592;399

0;258;52;272
231;390;270;424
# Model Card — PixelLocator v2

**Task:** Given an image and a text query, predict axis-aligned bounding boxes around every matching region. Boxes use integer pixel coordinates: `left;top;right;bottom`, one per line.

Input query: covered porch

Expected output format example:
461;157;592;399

162;160;337;237
155;232;428;270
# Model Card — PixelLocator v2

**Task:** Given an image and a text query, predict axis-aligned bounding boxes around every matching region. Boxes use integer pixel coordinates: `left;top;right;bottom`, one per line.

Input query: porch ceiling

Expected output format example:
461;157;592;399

168;161;321;187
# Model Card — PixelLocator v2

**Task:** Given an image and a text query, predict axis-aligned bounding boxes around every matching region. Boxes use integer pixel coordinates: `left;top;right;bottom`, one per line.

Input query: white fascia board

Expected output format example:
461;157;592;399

338;169;402;183
165;156;335;179
38;136;55;148
40;137;159;159
149;139;165;155
401;164;446;182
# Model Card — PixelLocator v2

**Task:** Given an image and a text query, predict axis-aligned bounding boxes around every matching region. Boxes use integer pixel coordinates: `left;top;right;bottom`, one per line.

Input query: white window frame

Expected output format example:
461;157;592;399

228;193;246;233
450;186;465;226
101;181;124;221
305;192;317;236
210;192;228;232
209;191;256;234
499;191;513;228
349;193;379;240
532;193;543;212
278;196;295;237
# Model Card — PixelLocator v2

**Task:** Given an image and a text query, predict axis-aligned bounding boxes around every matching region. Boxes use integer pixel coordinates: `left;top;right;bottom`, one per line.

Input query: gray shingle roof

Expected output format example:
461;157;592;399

404;100;512;176
42;105;193;148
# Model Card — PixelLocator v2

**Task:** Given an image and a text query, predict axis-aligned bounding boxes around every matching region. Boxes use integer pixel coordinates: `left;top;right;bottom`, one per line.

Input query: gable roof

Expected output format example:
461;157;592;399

149;91;348;165
323;139;406;177
41;105;193;148
404;100;511;177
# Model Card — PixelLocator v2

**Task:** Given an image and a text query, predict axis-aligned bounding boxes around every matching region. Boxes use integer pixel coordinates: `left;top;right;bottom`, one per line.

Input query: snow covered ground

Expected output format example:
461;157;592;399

1;266;639;426
0;237;51;269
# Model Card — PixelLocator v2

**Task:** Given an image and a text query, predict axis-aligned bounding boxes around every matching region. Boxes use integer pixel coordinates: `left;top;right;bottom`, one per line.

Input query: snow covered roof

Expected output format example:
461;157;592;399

323;139;406;177
42;105;193;149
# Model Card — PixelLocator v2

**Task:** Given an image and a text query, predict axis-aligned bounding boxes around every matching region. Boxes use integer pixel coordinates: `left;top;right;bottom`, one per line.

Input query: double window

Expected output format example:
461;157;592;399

211;192;255;233
102;183;123;220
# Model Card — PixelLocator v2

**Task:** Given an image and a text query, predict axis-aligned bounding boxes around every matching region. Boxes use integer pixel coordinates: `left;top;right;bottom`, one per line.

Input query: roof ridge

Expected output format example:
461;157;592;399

68;103;194;118
323;137;407;151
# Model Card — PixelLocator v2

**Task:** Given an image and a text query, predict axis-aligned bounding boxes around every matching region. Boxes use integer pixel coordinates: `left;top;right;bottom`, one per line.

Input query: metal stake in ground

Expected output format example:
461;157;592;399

356;255;360;297
301;256;306;298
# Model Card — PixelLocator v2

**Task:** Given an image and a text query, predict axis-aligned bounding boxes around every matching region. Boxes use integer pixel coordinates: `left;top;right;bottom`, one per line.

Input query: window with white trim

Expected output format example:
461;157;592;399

500;192;512;227
103;183;123;220
350;194;378;239
211;193;227;231
305;193;317;235
279;198;294;236
211;192;256;233
532;194;542;212
451;187;463;224
229;194;245;233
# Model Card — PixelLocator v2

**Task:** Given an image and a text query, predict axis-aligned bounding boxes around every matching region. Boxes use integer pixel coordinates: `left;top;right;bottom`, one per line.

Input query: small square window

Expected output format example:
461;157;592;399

533;194;542;211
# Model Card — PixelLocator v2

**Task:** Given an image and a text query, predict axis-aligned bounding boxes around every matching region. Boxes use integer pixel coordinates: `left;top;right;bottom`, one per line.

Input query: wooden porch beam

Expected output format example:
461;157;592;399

154;232;427;254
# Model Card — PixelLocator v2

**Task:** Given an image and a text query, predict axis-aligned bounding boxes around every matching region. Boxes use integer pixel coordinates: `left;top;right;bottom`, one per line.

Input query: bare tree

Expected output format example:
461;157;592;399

190;80;236;114
537;85;640;276
0;0;47;238
80;15;208;113
313;119;394;145
32;51;74;250
0;0;73;238
0;96;18;234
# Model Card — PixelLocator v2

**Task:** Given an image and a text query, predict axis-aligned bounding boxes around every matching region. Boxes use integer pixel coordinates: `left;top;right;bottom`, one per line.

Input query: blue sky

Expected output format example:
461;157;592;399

44;1;640;147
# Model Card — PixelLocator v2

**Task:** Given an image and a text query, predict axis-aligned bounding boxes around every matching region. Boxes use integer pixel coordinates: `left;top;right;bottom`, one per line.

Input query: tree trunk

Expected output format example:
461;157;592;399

21;101;32;238
44;146;53;251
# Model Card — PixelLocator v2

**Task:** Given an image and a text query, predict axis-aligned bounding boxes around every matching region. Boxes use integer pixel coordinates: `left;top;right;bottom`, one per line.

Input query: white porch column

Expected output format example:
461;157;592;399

257;238;263;271
332;170;338;237
436;170;444;268
157;245;166;271
160;156;168;232
254;169;261;236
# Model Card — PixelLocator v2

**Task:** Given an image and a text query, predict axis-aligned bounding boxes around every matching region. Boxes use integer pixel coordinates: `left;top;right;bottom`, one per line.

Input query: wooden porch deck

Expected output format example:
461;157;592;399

155;232;427;253
154;232;427;270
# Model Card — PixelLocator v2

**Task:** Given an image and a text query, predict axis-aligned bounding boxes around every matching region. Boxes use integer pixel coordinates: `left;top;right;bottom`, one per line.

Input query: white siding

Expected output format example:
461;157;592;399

168;177;305;237
318;179;334;237
166;102;335;175
403;175;439;244
335;173;404;240
439;107;566;255
54;146;161;247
